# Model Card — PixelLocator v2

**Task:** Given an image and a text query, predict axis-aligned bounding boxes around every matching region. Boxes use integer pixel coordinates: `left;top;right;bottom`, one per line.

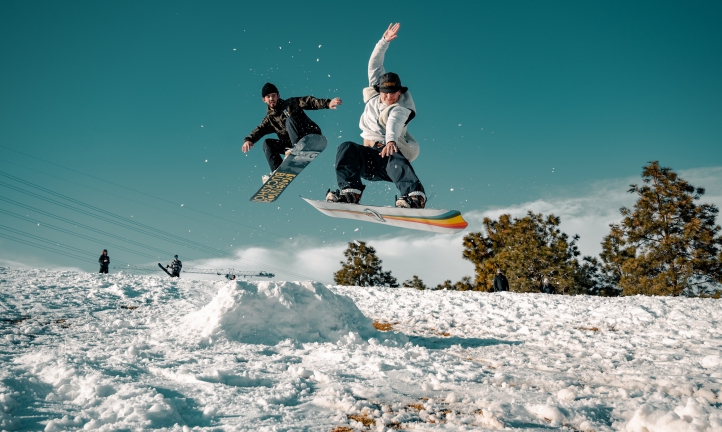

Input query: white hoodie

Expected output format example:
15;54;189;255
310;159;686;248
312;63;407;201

358;38;420;162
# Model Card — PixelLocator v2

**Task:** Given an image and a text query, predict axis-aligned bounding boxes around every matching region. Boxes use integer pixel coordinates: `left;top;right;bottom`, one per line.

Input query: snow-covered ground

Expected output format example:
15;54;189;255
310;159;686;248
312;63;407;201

1;268;720;431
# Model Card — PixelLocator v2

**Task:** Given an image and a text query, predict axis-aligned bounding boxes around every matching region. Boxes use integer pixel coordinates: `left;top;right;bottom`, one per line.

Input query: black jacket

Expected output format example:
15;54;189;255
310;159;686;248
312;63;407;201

244;96;330;145
540;283;556;294
170;259;182;275
99;254;110;267
492;274;509;292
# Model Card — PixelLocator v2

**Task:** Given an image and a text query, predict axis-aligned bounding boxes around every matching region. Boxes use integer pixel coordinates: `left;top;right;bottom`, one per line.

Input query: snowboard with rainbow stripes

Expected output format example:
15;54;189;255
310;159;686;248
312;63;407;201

302;198;468;234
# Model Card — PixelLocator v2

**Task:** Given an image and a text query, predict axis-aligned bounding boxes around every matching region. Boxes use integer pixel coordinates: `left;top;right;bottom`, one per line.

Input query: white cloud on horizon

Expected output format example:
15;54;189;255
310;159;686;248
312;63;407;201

190;166;722;286
4;166;720;286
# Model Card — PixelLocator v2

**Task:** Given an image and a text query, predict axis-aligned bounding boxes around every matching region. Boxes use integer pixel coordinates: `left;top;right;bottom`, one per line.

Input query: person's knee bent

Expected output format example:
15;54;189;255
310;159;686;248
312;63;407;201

337;141;361;157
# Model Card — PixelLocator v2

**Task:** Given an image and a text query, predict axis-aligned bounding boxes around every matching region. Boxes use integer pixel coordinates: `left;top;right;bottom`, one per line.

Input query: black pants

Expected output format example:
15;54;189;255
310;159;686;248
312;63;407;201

99;266;108;274
334;141;424;197
263;116;321;171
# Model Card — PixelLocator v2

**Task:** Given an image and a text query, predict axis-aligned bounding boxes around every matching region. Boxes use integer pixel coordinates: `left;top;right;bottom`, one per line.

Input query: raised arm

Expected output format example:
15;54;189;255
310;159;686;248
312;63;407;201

368;23;400;86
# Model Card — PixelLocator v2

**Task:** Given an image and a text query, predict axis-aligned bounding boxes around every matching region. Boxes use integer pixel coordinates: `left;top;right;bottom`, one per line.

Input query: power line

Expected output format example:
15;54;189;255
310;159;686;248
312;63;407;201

0;196;177;258
0;232;91;263
0;208;159;260
0;157;280;241
0;177;228;258
0;168;331;283
0;145;287;239
0;226;130;266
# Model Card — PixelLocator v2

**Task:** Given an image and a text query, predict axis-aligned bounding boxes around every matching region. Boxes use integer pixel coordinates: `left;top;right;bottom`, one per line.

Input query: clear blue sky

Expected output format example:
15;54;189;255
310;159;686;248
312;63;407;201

1;0;721;278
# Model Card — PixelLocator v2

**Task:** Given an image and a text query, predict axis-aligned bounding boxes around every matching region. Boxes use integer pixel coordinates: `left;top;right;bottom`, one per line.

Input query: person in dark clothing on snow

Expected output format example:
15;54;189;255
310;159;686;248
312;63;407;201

166;255;182;278
492;269;509;292
242;83;342;182
326;23;426;209
98;249;109;274
540;277;556;294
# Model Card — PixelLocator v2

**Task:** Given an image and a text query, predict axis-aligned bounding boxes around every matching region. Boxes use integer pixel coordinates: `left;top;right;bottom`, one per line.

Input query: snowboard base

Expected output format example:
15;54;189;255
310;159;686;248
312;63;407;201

302;198;468;234
250;134;327;203
158;263;174;277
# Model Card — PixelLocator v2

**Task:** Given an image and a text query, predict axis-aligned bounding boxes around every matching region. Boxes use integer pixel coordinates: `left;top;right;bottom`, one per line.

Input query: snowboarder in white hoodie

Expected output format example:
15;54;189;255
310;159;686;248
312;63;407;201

326;23;426;208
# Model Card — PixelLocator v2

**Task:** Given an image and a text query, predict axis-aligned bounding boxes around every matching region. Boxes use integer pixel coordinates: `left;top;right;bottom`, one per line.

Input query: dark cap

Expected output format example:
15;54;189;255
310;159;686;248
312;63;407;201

174;255;178;259
375;72;407;94
103;249;107;252
261;82;279;98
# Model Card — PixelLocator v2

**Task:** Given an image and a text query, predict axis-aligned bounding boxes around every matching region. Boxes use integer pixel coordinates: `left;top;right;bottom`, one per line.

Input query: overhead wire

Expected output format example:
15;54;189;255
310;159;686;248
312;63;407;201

0;177;228;258
0;156;332;283
0;157;275;242
0;145;288;239
0;232;91;263
0;196;177;258
0;225;131;266
0;208;159;260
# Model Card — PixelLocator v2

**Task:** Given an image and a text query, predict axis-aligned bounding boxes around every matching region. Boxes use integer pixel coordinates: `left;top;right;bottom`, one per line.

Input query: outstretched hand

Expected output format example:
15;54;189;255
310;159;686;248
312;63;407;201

383;23;401;42
242;141;254;153
328;97;342;109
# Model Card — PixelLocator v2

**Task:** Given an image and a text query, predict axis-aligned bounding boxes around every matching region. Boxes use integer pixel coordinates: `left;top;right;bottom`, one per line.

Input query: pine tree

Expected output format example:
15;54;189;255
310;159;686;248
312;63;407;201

435;280;454;290
402;275;427;290
454;276;475;291
600;161;722;296
462;212;587;294
334;241;399;287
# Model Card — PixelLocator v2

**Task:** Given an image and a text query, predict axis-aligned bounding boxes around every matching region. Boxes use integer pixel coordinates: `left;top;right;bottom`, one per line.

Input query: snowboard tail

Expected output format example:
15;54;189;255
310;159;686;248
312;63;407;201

250;134;327;203
158;263;173;277
302;198;468;234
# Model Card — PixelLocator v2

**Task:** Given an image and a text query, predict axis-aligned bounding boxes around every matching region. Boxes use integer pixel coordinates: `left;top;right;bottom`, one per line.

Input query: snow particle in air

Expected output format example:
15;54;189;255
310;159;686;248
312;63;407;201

205;160;208;162
451;188;454;191
318;45;322;48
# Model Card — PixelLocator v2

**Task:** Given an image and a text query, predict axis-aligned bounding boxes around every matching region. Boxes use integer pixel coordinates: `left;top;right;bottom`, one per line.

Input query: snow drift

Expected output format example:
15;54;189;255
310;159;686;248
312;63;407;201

185;280;378;344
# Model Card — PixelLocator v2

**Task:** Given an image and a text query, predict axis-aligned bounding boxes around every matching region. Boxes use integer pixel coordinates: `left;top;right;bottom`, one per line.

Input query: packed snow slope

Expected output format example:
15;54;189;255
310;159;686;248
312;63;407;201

1;268;721;431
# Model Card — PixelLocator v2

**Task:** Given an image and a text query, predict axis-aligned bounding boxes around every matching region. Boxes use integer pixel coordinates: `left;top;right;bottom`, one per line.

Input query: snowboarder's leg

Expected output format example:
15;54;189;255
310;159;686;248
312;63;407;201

286;115;321;146
263;138;290;172
384;152;425;197
335;141;368;191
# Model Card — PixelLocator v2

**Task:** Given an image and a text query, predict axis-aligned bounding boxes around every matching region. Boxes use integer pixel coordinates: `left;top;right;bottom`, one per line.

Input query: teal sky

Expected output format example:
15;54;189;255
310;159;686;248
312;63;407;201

1;1;721;280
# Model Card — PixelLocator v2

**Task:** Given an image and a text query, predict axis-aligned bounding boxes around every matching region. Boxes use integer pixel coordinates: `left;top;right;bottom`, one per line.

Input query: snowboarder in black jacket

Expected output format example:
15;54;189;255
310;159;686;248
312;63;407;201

492;269;509;292
98;249;109;274
167;255;182;278
242;83;342;179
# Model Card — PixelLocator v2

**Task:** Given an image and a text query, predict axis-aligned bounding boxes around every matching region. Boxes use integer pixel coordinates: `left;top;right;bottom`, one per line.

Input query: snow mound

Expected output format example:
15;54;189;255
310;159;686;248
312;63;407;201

186;280;378;344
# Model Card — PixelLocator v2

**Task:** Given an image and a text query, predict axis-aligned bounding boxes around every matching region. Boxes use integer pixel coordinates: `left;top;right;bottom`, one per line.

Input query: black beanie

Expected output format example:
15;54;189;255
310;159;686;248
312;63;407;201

262;82;279;98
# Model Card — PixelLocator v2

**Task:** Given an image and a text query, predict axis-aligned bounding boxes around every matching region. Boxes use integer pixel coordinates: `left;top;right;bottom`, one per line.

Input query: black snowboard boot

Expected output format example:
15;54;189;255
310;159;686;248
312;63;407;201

326;187;364;204
395;191;426;209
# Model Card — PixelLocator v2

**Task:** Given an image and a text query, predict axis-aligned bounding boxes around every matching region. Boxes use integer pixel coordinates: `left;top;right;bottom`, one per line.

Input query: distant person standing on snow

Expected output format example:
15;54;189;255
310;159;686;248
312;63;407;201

492;269;509;292
540;277;556;294
98;249;110;274
326;23;426;209
166;255;182;278
242;83;342;182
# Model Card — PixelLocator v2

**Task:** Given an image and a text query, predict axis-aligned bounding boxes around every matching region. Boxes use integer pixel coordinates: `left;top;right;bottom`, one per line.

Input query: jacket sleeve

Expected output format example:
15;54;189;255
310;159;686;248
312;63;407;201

244;116;275;144
368;38;389;86
385;105;413;143
293;96;330;111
